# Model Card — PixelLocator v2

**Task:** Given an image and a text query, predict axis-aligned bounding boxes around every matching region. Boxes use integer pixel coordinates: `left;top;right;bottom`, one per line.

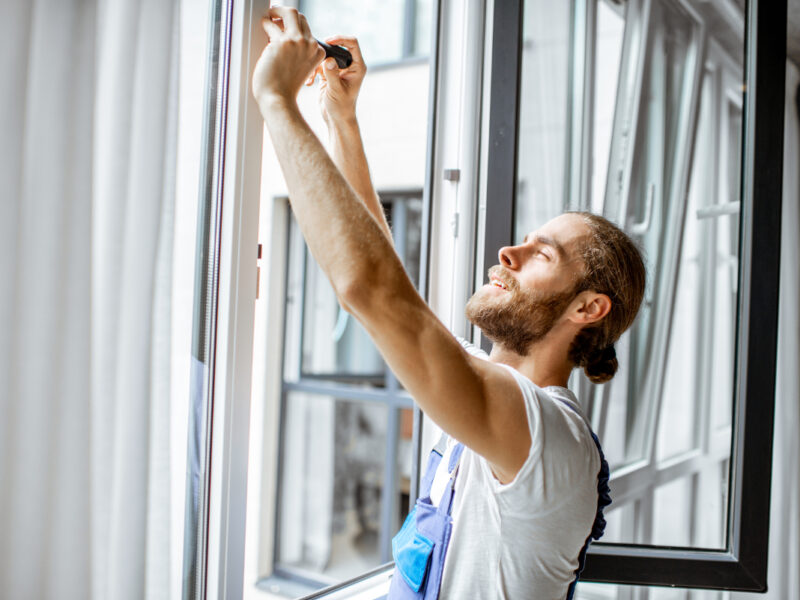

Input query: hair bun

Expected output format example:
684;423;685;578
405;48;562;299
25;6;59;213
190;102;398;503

584;345;618;384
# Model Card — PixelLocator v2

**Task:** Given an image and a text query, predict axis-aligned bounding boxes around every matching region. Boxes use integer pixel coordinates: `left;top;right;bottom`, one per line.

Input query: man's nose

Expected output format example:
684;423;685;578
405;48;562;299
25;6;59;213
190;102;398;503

498;245;521;269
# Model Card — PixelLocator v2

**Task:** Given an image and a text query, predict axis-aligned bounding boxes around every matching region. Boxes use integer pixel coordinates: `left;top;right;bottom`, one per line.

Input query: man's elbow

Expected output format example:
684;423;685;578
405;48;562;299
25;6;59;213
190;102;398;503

335;274;378;316
335;269;410;318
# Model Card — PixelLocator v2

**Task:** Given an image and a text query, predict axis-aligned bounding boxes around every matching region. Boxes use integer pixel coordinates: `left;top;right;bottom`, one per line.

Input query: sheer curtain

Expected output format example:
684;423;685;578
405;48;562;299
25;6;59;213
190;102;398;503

0;1;181;598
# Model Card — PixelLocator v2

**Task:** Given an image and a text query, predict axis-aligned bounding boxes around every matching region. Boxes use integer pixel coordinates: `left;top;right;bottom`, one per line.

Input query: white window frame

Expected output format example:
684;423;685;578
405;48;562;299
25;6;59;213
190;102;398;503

187;0;786;596
198;0;489;598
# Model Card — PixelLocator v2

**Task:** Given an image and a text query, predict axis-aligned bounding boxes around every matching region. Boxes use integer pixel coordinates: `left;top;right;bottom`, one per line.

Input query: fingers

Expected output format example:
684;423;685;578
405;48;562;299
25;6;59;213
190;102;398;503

322;58;344;90
268;6;301;35
306;58;337;87
298;13;312;38
262;18;282;40
268;6;313;39
306;64;324;86
323;36;365;67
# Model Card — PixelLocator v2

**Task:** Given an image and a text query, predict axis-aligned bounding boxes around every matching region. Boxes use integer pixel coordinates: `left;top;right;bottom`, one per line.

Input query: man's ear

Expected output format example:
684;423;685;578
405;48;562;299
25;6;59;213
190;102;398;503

568;291;611;325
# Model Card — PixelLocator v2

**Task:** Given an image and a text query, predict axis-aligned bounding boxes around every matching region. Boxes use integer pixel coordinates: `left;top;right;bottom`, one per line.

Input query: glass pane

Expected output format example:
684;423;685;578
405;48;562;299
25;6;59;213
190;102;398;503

650;588;690;600
248;10;433;592
598;501;635;544
514;0;572;240
591;1;625;214
301;247;385;379
181;1;232;597
710;93;741;433
574;581;620;600
655;72;715;462
595;1;743;549
575;584;730;600
412;0;434;57
653;477;692;547
596;334;633;469
291;196;423;381
620;0;698;465
277;393;411;582
301;0;430;64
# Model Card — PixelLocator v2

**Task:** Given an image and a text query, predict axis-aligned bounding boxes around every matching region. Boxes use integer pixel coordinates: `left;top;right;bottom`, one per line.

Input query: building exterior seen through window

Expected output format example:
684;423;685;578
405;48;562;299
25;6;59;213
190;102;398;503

276;195;423;585
299;0;433;65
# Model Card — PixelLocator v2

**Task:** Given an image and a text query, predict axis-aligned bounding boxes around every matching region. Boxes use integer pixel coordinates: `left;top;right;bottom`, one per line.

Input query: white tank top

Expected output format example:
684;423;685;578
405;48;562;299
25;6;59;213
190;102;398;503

429;341;602;600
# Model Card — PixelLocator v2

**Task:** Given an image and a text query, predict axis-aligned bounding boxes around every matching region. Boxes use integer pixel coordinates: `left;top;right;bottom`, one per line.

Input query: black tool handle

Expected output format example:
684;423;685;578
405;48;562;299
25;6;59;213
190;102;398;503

316;40;353;68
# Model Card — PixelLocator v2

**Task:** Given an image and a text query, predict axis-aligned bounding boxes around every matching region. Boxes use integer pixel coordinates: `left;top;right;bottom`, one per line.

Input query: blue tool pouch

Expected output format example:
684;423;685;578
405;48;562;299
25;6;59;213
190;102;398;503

391;508;434;592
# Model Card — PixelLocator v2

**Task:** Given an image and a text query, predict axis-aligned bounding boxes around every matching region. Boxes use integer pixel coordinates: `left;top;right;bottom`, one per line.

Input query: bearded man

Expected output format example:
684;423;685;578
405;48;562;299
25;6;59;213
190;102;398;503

252;8;646;599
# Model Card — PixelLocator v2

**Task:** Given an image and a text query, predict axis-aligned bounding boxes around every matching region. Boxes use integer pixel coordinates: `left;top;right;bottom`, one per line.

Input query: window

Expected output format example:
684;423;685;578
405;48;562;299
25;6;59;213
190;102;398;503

300;0;433;65
484;0;784;592
272;195;423;593
184;0;785;597
242;1;438;595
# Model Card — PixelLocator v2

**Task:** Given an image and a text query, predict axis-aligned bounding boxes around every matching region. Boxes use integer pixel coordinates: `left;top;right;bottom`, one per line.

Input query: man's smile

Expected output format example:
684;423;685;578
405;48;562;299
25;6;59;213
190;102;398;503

490;275;509;290
488;265;517;292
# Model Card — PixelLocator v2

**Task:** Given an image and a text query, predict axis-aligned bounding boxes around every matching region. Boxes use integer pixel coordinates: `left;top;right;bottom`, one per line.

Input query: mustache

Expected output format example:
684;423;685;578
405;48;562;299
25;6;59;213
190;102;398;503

487;265;519;292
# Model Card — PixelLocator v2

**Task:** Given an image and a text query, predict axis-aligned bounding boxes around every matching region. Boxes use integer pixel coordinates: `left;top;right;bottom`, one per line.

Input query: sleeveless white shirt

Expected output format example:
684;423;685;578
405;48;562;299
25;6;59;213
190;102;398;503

429;341;602;600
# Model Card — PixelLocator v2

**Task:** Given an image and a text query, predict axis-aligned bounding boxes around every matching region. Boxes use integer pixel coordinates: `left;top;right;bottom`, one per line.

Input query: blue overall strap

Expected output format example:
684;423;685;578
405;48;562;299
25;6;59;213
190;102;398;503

556;400;612;600
436;443;465;516
418;432;449;500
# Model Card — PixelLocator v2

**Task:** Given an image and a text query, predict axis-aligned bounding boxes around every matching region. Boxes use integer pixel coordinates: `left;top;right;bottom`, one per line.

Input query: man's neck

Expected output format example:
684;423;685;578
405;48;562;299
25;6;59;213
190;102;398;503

488;342;573;389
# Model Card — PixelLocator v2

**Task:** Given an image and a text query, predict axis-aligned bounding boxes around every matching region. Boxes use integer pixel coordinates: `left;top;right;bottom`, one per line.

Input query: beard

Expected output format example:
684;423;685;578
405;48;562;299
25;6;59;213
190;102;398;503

465;265;578;356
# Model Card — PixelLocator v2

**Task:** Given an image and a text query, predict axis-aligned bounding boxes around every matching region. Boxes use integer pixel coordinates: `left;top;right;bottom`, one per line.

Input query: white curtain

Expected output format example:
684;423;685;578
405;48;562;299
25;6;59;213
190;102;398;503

0;0;180;598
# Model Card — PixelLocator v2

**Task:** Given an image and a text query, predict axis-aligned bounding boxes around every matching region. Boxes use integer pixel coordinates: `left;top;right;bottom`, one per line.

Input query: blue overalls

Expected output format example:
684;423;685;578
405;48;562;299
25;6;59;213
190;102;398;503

388;401;611;600
388;436;464;599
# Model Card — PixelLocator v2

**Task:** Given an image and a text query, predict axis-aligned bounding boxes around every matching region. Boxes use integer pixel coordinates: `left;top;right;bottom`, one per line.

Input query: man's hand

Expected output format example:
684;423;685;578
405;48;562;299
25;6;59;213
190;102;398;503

306;37;367;126
252;7;325;112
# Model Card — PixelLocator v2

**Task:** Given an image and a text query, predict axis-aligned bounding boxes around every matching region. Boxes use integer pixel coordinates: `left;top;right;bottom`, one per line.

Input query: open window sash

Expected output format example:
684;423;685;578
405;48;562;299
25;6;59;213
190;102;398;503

483;0;785;591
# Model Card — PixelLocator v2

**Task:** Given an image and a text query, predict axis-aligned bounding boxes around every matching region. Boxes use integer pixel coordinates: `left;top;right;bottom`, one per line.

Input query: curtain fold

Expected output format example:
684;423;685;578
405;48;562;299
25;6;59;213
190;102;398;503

93;1;179;597
0;0;180;598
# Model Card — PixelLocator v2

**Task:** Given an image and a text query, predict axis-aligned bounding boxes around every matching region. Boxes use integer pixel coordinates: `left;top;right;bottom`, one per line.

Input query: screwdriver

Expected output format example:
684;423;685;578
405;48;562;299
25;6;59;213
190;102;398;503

316;39;353;68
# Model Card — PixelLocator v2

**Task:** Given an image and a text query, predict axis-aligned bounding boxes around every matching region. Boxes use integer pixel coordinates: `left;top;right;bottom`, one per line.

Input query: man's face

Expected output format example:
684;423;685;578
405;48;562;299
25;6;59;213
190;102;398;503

465;213;589;355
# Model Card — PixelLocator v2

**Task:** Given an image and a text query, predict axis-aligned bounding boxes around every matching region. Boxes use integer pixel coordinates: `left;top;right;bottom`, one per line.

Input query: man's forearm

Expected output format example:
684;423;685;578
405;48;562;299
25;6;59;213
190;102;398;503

327;117;392;241
262;96;405;297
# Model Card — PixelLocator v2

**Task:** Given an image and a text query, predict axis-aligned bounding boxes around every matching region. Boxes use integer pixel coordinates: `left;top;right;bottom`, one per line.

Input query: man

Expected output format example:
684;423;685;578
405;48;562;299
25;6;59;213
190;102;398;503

252;7;645;599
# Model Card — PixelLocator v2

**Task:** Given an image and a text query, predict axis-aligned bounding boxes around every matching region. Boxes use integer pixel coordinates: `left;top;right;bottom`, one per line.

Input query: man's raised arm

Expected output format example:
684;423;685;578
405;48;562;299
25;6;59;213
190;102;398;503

252;7;532;484
307;37;392;242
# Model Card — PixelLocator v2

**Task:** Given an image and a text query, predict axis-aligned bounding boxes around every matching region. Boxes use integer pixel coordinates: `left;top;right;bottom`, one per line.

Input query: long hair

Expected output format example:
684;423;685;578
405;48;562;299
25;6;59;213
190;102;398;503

567;212;646;383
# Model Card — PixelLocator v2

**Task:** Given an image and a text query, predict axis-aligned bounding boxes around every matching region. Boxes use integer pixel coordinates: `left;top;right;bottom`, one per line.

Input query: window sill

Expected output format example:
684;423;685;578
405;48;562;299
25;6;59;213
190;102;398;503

255;566;393;600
